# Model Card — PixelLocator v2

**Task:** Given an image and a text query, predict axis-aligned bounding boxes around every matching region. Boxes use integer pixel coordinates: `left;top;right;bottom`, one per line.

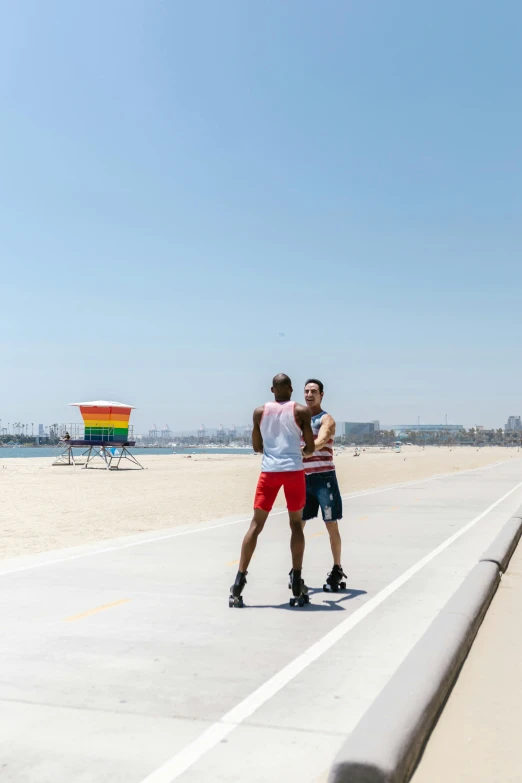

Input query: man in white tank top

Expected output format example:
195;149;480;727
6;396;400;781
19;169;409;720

229;373;315;607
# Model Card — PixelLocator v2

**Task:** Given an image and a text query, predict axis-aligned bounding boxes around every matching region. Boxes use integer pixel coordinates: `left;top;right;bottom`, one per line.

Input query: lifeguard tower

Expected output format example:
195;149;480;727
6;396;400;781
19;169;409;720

53;400;143;469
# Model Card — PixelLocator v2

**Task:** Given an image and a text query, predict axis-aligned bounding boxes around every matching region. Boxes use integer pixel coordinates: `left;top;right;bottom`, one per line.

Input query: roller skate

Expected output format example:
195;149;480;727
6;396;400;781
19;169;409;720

289;568;310;607
323;564;347;593
229;570;247;608
288;568;309;590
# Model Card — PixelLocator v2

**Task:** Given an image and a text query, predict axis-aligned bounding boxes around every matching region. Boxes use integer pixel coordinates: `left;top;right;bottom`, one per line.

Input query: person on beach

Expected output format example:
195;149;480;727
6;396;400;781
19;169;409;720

229;373;315;607
301;378;347;592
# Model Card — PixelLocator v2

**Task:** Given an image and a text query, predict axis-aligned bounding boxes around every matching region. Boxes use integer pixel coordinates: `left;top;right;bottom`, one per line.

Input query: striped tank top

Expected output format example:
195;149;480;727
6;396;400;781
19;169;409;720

302;410;335;475
260;401;304;473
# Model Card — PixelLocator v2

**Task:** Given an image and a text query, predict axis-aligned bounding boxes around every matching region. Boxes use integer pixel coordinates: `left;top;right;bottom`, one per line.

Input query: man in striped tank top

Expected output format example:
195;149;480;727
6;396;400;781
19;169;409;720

302;378;347;592
229;373;315;607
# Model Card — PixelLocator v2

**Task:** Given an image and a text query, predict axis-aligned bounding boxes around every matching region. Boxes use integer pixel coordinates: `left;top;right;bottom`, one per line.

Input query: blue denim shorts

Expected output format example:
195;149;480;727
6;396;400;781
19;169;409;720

303;470;343;523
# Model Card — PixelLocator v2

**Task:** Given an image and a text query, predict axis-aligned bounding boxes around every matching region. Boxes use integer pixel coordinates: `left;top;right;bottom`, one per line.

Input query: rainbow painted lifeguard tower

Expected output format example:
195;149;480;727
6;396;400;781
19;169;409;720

53;400;143;469
71;400;133;443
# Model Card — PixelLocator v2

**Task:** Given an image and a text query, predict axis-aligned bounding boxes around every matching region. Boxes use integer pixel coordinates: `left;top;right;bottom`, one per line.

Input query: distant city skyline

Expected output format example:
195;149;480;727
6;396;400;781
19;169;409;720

505;416;522;432
1;410;520;437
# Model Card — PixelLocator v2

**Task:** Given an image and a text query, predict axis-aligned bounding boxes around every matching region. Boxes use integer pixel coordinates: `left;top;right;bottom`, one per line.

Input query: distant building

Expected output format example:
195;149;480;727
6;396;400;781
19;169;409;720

476;425;485;432
385;424;464;437
38;424;44;436
505;416;522;432
372;420;380;432
343;422;376;436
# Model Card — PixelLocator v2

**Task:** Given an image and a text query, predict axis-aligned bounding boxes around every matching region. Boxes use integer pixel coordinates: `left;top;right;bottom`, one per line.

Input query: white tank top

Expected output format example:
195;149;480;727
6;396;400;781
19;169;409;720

260;401;304;473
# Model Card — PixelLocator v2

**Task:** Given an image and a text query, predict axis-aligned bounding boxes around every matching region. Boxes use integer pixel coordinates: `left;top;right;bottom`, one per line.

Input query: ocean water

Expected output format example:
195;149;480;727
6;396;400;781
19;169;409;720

0;447;254;459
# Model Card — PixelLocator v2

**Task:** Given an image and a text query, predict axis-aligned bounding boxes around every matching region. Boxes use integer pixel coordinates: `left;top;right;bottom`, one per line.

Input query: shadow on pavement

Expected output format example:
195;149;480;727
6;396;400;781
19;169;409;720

248;586;367;611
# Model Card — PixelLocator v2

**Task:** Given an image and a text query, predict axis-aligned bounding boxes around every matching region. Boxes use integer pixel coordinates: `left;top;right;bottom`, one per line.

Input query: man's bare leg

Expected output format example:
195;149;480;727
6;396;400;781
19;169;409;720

230;509;269;607
326;521;342;566
289;510;305;569
239;508;269;572
288;510;309;603
324;521;347;592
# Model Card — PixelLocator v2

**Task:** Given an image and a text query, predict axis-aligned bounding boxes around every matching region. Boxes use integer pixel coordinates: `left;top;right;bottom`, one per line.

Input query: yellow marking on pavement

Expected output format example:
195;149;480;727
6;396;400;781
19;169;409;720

311;531;326;538
227;555;255;566
389;506;400;511
65;598;131;622
357;515;369;521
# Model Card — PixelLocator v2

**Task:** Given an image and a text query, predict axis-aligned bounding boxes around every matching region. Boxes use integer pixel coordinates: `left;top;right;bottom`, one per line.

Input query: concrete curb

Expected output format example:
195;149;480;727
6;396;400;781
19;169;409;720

328;514;522;783
511;504;522;520
328;562;499;783
480;517;522;571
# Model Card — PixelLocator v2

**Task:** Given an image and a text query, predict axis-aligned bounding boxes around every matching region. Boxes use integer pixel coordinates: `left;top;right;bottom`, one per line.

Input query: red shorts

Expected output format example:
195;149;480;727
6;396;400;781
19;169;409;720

254;470;306;513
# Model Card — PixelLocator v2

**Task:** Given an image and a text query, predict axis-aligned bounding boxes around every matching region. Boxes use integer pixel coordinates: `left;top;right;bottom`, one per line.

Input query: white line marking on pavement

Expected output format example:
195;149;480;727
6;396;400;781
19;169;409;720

0;460;514;577
138;477;522;783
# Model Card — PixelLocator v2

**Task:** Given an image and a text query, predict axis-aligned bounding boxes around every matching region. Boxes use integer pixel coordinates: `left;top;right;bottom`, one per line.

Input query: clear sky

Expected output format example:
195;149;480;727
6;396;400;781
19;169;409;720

1;0;521;432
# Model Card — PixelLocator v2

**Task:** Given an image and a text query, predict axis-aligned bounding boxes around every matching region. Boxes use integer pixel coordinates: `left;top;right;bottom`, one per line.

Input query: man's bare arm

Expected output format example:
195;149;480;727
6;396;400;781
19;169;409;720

295;404;315;455
252;406;264;454
314;413;336;450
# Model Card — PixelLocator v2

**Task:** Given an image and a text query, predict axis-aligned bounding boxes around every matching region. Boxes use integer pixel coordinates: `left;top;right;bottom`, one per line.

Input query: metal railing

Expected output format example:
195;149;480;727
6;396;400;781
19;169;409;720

58;424;134;441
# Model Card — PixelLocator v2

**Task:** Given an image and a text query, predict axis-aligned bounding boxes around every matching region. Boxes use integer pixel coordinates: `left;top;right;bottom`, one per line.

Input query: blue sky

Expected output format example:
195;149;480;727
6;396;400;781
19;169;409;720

1;0;521;432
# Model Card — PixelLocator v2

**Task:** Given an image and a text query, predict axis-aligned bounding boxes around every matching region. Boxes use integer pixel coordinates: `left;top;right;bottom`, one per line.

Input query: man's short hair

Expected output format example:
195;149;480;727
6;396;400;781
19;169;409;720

273;373;292;389
305;378;324;394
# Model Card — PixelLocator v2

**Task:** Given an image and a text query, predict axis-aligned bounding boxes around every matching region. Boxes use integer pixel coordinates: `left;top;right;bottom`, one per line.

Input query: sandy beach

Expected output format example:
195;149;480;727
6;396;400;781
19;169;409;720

1;446;520;559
